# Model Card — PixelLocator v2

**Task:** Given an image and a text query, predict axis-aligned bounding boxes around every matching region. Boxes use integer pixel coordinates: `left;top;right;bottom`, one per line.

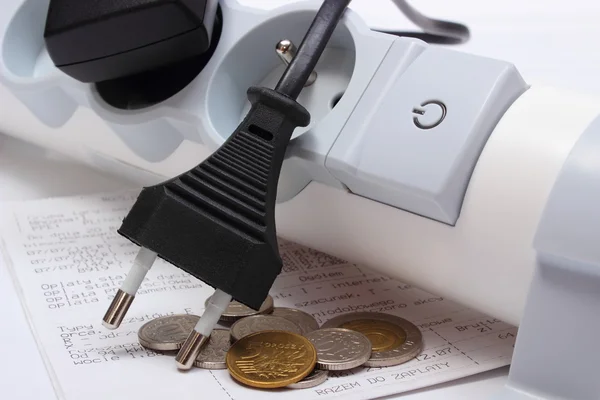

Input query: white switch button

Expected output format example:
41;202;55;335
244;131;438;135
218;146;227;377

326;43;528;225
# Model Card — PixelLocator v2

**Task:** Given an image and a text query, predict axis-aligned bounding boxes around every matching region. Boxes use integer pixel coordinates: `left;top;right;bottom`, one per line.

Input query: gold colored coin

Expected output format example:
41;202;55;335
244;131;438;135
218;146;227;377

340;319;407;352
226;330;317;389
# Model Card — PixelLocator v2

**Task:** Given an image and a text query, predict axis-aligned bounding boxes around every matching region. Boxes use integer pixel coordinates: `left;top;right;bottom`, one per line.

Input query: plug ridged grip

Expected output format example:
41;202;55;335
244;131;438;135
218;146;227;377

118;87;310;309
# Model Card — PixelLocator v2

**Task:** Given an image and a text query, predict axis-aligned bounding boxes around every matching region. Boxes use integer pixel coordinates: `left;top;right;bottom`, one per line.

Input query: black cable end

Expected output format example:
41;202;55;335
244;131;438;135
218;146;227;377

118;88;309;309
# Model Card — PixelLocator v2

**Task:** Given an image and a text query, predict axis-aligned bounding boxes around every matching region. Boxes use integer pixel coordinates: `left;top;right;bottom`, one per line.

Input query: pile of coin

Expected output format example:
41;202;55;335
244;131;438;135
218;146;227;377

138;295;423;389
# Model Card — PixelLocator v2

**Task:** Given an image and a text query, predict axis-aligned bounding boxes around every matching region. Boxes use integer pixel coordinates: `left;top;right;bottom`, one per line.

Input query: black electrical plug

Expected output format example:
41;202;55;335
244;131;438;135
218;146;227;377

118;86;309;310
101;0;352;370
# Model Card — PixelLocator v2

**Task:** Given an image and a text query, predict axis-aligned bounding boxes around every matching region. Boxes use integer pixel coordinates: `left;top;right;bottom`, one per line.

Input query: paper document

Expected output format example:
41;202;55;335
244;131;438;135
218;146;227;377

1;192;516;400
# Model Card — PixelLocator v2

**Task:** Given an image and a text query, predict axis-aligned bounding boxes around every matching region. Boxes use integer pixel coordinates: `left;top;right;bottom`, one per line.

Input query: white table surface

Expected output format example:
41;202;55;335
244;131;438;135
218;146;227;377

2;0;600;398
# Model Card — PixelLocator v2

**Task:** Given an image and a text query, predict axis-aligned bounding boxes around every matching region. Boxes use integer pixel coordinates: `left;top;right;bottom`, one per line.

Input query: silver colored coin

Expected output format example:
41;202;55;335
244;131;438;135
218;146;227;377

229;315;302;342
194;329;230;369
210;295;274;322
271;307;320;334
288;369;329;389
321;312;423;367
305;328;371;370
138;314;199;351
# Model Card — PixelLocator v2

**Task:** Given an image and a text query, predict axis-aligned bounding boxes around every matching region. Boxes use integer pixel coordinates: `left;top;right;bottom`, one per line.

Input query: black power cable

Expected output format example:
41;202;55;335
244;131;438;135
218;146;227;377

276;0;351;99
373;0;470;45
102;0;352;370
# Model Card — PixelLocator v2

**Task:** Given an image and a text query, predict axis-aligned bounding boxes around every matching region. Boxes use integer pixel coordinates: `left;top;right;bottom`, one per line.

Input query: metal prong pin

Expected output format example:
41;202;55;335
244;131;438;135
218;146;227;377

102;247;157;329
276;39;318;86
175;289;232;370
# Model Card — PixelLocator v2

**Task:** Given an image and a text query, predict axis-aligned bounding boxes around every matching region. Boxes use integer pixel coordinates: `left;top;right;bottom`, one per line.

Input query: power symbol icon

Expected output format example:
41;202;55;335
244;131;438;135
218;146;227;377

412;100;447;130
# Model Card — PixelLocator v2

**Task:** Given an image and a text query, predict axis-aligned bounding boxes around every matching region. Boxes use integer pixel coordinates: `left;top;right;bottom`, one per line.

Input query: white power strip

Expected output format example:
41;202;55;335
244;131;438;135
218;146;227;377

2;1;600;398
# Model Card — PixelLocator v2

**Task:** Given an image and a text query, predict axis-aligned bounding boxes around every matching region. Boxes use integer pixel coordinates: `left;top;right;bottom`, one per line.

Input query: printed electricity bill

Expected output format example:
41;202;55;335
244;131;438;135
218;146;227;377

0;192;516;400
